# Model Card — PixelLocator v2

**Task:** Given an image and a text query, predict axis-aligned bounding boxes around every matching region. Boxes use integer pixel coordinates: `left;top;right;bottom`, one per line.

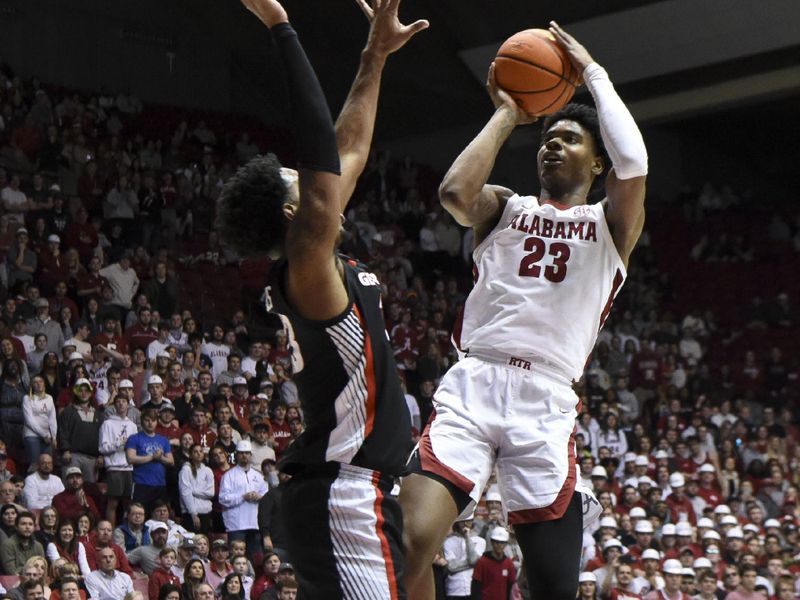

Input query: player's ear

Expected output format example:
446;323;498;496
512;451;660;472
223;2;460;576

591;155;604;176
282;202;296;221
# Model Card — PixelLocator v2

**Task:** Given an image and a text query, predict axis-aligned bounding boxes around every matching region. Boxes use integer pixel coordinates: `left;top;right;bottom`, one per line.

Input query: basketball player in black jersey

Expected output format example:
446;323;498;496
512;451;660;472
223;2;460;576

218;0;427;597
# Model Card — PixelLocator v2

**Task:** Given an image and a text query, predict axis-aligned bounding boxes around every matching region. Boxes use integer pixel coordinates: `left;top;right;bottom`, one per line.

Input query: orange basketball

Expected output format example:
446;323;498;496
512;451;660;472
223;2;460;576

494;29;579;116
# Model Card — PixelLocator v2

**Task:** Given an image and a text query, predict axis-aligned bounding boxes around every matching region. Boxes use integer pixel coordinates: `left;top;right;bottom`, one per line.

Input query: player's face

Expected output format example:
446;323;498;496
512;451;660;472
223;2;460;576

537;120;601;191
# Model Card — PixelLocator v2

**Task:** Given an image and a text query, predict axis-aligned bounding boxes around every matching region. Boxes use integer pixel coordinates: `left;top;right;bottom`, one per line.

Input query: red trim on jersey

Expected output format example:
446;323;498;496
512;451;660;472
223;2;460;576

372;472;399;600
508;429;577;525
598;269;624;331
419;412;475;494
354;304;377;437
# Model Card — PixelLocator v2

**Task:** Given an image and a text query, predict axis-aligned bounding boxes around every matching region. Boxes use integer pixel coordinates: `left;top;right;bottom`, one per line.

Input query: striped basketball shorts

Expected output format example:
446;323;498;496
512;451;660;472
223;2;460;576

283;462;405;599
411;355;600;527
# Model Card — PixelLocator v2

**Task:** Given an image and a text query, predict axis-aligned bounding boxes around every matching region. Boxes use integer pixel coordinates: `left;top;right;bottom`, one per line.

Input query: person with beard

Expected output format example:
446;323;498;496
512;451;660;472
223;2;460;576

57;378;103;482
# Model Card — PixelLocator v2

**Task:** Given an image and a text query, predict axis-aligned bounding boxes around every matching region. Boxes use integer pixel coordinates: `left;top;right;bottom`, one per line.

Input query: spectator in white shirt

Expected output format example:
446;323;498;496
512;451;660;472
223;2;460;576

219;440;268;559
22;375;57;465
178;444;215;533
23;454;64;510
99;253;139;312
98;392;137;525
443;519;486;599
84;547;133;600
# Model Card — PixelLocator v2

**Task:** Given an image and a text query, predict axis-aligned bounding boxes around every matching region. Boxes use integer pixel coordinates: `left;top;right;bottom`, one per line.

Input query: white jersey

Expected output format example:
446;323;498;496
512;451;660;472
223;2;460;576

457;194;625;381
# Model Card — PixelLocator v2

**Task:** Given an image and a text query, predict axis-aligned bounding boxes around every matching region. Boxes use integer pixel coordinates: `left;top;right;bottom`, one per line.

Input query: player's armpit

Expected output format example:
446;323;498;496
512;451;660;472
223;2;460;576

604;168;646;266
284;170;349;321
440;184;512;229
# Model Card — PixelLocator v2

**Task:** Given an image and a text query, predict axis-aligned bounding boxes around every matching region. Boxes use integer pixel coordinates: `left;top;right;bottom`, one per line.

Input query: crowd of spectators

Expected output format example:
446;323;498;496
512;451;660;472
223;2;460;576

0;54;798;600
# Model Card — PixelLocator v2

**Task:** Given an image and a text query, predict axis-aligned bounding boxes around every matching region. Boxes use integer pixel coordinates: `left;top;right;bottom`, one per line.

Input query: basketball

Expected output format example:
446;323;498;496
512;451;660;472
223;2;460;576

494;28;579;116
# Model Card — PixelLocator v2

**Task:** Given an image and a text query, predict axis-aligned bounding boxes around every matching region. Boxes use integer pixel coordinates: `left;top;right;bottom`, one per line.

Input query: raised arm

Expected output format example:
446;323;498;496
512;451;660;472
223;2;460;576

438;65;534;244
550;21;648;266
335;0;428;207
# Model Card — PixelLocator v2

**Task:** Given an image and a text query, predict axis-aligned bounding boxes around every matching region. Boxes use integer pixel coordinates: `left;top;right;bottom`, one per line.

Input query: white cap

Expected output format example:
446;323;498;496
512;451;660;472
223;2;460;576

637;476;655;487
68;351;84;362
702;530;721;541
654;450;669;459
635;520;654;534
599;516;618;529
149;522;169;532
764;519;782;529
119;379;134;389
720;515;738;526
148;375;163;385
635;455;649;467
743;523;759;533
578;572;597;583
697;517;715;529
485;491;502;503
157;351;171;359
669;473;685;488
676;522;693;536
681;567;695;577
642;548;661;561
235;440;252;453
591;466;607;478
624;452;637;462
663;559;683;575
490;527;510;543
661;523;676;536
603;538;622;550
698;463;715;473
713;505;731;515
629;507;647;519
74;378;92;387
692;557;712;569
47;234;60;243
726;527;744;539
624;477;640;488
232;376;248;386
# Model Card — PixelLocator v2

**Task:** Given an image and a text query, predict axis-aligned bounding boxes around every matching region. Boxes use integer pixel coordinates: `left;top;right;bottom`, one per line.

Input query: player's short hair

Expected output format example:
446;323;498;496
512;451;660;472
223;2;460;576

540;103;608;192
217;153;289;257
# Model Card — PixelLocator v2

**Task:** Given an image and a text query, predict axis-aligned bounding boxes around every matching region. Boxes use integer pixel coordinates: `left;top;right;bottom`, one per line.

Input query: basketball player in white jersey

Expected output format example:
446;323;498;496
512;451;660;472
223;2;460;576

401;22;648;600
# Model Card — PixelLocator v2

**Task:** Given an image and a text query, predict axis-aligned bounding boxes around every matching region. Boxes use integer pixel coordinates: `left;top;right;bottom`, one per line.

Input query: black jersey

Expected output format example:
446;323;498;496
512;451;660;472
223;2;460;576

265;256;410;476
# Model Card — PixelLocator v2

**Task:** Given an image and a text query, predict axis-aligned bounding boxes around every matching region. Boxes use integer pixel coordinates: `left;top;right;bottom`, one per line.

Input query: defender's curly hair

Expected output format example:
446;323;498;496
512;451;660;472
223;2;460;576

216;153;289;257
541;103;609;191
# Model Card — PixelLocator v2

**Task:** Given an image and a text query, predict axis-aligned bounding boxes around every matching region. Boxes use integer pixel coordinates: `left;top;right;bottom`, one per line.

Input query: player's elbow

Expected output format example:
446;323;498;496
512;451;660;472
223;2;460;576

438;182;473;227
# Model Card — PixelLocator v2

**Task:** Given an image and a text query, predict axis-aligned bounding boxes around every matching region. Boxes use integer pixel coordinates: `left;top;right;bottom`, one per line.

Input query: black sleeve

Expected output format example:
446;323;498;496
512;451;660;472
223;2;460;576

271;22;340;175
471;580;482;600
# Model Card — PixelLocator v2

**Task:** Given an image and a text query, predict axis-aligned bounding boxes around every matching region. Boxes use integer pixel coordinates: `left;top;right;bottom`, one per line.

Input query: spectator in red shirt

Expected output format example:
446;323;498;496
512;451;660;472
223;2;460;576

269;402;292;459
182;407;217;454
666;473;697;525
84;518;133;576
471;526;516;600
148;547;181;600
124;307;159;354
52;467;101;523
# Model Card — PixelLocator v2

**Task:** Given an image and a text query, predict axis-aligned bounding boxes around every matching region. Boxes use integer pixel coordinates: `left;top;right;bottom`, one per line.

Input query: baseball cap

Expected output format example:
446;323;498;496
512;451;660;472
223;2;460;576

159;402;176;413
692;557;712;569
211;539;228;548
156;351;170;359
624;452;636;463
485;491;502;503
47;234;60;243
148;375;163;385
578;572;597;583
16;227;29;236
68;351;83;362
630;507;647;519
663;559;683;575
720;515;738;526
150;522;169;532
661;523;677;536
599;516;618;529
624;477;639;488
180;538;196;549
236;440;252;453
260;380;273;388
642;548;660;561
698;463;715;473
64;466;82;477
278;563;294;573
681;567;695;577
675;522;693;537
490;527;510;542
232;376;247;386
635;520;654;534
742;523;759;534
591;466;607;478
726;527;744;539
49;183;62;193
634;455;649;467
702;530;721;541
713;505;731;515
654;450;669;459
602;538;622;550
764;519;782;529
119;379;134;389
669;473;685;488
35;298;49;308
74;378;92;387
697;517;714;529
637;476;655;487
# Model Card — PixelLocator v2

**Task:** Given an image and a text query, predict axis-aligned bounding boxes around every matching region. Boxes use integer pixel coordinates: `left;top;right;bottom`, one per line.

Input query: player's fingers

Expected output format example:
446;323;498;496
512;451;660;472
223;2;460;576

386;0;401;13
354;0;374;18
402;19;429;36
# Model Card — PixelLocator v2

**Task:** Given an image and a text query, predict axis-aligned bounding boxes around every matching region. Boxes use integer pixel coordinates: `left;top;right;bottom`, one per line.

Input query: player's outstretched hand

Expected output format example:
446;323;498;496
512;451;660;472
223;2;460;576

549;21;595;83
486;63;538;125
240;0;289;28
356;0;429;57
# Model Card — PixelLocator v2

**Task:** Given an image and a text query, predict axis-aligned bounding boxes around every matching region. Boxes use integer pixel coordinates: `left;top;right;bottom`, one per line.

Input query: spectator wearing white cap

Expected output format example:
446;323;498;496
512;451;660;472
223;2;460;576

219;439;267;558
631;548;664;596
695;463;722;509
98;389;137;525
591;465;609;492
633;454;651;479
58;377;103;482
471;526;516;600
27;296;63;354
443;518;485;599
666;473;697;525
685;475;708;520
643;558;684;600
590;538;623;585
629;519;657;560
577;571;599;600
140;374;167;412
722;526;744;566
125;407;173;514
